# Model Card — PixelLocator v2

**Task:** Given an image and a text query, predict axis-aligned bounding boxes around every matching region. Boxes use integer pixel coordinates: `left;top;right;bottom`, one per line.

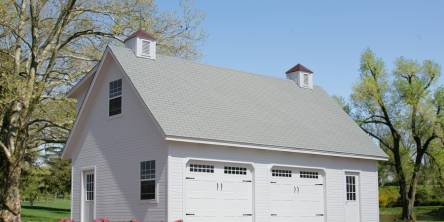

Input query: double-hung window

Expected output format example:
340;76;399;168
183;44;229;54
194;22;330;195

140;160;156;200
109;79;122;116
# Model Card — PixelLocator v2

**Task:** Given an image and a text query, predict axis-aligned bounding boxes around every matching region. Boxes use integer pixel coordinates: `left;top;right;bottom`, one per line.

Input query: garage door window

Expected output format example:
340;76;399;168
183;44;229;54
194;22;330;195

190;164;214;173
346;175;356;201
300;171;318;179
224;166;247;175
140;160;155;200
272;169;292;177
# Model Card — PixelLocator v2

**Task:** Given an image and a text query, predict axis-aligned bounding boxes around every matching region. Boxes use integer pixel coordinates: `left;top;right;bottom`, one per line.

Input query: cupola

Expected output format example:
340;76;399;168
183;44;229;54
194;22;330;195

124;30;156;59
285;64;314;89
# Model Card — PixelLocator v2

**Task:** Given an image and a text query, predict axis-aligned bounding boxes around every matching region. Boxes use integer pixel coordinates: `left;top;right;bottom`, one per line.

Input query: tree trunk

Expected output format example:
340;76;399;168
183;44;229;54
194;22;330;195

0;163;21;222
399;178;414;221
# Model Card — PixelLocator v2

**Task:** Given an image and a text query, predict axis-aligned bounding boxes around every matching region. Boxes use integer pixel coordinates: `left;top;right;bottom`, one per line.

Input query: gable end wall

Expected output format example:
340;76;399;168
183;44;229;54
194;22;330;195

70;55;168;222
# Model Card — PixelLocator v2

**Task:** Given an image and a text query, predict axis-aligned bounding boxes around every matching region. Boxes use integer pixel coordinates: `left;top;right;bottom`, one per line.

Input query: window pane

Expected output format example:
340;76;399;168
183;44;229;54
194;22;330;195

141;160;155;180
109;97;122;116
190;164;214;173
141;180;155;200
109;79;122;98
272;169;292;177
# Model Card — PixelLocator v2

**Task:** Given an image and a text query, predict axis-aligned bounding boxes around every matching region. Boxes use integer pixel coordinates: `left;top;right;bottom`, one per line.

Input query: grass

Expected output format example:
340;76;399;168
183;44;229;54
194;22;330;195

20;198;444;222
380;206;444;222
22;198;70;222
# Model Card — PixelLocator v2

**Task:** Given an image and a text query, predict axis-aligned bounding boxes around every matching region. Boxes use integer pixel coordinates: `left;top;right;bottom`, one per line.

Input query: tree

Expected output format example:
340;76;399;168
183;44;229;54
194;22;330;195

351;49;444;221
20;165;48;207
44;158;71;197
0;0;205;221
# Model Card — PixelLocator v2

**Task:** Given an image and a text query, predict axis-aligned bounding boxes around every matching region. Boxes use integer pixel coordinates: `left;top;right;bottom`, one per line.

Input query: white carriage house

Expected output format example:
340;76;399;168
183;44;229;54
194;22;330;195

63;30;387;222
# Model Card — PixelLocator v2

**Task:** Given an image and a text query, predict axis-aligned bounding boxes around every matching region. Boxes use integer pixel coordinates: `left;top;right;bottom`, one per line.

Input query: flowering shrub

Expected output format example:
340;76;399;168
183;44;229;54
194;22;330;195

94;217;109;222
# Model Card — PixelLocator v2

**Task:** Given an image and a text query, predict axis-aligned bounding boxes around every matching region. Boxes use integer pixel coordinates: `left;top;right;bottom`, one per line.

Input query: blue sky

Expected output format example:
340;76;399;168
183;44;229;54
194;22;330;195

158;0;444;98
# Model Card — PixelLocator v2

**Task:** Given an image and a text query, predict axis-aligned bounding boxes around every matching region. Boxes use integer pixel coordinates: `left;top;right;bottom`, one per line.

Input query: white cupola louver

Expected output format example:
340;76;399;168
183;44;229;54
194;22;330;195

124;30;156;60
285;64;314;89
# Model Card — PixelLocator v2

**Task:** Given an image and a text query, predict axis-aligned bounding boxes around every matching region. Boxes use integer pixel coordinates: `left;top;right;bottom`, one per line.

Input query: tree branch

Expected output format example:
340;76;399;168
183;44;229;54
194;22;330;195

58;29;119;50
360;126;393;151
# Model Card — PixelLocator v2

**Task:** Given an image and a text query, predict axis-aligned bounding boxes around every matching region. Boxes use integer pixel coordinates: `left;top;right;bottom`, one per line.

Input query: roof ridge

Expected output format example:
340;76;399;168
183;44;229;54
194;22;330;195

111;45;292;83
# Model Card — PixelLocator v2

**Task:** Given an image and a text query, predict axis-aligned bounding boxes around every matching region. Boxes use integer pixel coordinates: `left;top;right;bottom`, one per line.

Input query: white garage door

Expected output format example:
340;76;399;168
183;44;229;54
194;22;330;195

270;168;325;222
184;162;253;222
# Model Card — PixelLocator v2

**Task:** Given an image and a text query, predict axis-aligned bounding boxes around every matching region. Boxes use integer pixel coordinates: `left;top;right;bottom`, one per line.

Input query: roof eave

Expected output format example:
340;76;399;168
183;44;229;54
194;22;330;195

165;135;388;161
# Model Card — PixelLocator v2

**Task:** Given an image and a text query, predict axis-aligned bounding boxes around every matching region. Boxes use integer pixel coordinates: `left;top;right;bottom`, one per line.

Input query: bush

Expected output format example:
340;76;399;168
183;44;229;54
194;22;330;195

379;185;444;207
379;186;399;207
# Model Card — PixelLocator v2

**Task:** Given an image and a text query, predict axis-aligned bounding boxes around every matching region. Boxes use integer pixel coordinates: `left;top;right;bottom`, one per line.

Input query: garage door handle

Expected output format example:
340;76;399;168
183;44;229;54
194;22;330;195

186;213;195;216
243;180;252;183
315;183;323;186
185;177;195;180
270;181;277;184
316;214;324;216
243;214;252;216
270;214;277;216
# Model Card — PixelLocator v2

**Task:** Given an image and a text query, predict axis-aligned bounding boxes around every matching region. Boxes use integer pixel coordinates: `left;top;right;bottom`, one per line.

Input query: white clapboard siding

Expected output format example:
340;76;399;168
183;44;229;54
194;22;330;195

71;55;168;222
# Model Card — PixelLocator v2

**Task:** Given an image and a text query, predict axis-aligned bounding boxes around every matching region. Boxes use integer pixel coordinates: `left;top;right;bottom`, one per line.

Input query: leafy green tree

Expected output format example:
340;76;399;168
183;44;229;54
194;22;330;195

0;0;205;221
20;165;48;207
351;49;444;221
44;158;71;197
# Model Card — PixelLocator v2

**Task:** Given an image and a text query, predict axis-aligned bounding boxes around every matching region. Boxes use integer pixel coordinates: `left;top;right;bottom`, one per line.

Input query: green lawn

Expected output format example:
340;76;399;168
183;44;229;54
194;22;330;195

20;199;444;222
22;199;70;222
380;206;444;222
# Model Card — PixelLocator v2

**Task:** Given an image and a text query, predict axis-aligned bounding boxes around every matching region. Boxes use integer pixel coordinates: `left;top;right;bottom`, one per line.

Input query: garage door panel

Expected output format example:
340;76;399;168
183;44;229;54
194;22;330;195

220;167;253;218
270;183;297;219
270;168;325;221
184;215;218;222
185;162;253;222
299;215;325;222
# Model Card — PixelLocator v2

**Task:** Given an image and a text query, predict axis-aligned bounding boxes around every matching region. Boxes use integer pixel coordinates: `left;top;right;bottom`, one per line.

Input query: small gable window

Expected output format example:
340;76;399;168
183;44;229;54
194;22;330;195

109;79;122;116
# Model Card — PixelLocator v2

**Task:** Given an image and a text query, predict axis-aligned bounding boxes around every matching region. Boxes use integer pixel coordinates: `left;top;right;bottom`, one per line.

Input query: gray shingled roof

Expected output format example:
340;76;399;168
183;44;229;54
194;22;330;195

110;46;387;159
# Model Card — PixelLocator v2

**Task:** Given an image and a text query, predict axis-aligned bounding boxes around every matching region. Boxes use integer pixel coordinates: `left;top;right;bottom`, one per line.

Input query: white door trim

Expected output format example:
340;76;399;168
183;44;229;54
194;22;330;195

80;166;96;222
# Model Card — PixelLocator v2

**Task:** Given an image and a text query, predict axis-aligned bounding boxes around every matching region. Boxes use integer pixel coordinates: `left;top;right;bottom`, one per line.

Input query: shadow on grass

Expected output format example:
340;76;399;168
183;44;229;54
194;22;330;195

426;207;444;220
381;206;444;222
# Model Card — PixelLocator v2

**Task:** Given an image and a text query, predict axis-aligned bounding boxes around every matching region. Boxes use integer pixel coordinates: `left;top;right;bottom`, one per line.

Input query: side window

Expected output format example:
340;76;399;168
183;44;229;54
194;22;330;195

109;79;122;116
346;175;356;201
140;160;155;200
